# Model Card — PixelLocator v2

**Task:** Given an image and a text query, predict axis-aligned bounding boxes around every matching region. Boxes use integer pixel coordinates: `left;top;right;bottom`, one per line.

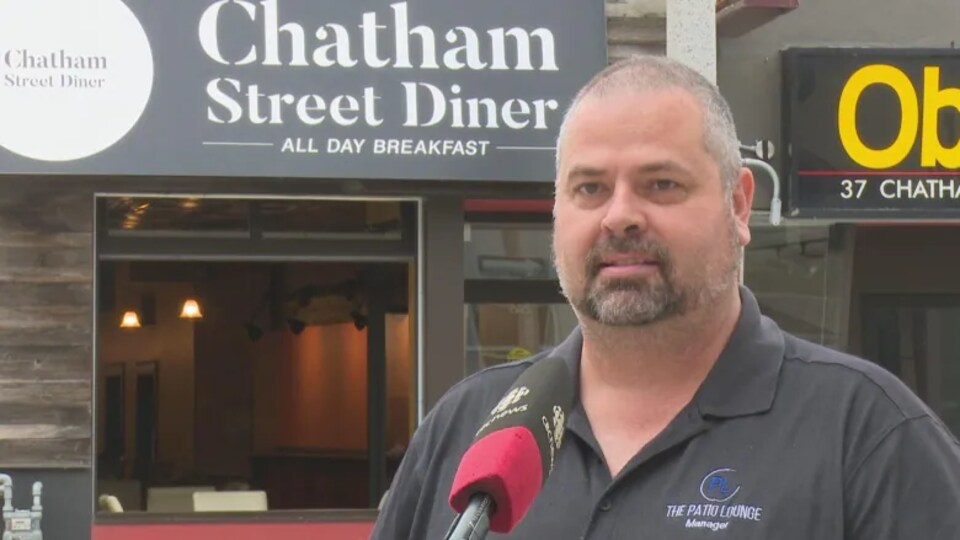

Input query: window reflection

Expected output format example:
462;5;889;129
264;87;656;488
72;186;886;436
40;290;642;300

465;222;557;280
464;220;574;374
863;299;960;438
102;197;411;241
899;307;960;435
465;303;578;372
744;225;846;349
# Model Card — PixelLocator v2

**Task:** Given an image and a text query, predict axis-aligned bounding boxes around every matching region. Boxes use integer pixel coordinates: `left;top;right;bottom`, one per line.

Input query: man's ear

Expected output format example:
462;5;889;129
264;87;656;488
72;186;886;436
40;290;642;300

732;166;755;247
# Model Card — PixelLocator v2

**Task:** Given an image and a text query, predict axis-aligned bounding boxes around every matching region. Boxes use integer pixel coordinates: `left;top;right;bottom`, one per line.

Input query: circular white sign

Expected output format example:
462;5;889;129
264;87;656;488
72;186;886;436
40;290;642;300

0;0;154;162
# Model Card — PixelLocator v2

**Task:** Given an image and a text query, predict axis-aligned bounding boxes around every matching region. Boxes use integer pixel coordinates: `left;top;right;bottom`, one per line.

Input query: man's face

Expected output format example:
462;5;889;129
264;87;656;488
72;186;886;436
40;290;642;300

553;88;753;326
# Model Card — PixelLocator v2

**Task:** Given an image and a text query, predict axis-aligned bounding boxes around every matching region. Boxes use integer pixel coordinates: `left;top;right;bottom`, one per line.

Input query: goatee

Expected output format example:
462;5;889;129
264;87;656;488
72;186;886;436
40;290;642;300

579;236;686;326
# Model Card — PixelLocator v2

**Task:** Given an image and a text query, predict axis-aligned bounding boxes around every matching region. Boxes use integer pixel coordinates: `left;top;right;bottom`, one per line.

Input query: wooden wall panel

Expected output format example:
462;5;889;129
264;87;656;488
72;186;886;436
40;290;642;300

0;438;92;468
0;344;90;381
0;180;93;468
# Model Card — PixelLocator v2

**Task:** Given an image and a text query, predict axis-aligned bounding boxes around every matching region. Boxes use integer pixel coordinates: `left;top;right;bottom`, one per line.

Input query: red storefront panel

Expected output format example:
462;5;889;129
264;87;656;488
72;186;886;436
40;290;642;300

92;521;375;540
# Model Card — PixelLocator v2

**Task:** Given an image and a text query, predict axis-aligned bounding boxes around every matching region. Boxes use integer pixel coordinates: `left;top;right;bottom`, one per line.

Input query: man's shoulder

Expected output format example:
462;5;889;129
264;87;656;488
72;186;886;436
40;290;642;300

779;330;933;420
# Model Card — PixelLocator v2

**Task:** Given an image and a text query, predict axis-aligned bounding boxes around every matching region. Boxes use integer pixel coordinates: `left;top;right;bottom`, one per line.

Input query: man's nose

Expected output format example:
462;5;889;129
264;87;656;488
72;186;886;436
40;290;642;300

600;185;648;237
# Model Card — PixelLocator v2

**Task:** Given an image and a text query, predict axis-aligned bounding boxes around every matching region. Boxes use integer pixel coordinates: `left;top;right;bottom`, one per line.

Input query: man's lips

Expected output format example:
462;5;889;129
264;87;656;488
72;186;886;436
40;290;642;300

595;256;660;277
598;257;658;267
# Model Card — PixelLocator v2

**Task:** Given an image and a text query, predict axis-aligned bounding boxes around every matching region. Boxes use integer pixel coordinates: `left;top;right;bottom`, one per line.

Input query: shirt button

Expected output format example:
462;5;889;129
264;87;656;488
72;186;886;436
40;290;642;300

599;499;613;512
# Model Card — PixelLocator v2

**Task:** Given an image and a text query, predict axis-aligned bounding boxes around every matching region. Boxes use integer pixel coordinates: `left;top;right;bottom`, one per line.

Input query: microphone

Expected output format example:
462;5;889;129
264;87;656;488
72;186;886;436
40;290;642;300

444;356;575;539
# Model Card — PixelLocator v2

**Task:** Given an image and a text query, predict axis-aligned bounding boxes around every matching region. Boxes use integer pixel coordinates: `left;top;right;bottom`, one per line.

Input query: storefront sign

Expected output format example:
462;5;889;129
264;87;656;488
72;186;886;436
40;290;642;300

783;48;960;218
0;0;605;182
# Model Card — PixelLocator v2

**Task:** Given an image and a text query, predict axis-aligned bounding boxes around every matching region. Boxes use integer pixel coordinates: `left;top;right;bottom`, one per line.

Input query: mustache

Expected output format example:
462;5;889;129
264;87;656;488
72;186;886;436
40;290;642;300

585;236;671;277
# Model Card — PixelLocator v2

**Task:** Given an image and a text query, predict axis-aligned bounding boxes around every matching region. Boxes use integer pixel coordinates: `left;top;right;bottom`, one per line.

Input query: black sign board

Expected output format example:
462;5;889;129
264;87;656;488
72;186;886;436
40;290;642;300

0;0;606;183
782;48;960;219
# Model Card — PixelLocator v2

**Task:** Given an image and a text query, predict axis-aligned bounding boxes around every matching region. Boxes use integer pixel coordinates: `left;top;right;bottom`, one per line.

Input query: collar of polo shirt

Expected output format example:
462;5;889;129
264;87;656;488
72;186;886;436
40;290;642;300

552;287;786;424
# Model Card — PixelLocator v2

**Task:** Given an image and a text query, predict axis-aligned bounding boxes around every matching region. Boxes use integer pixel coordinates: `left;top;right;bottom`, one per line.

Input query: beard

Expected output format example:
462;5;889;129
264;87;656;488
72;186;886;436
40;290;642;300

555;218;741;327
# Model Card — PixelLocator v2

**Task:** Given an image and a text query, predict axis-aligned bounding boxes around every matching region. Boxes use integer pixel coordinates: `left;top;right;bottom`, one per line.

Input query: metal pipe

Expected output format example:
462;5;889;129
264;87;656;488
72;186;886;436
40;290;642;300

743;157;783;226
0;474;12;512
739;143;759;155
32;482;42;512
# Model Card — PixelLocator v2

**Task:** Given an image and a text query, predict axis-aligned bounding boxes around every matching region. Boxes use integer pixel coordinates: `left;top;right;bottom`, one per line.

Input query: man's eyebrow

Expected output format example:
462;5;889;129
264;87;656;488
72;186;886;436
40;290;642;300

631;160;693;177
564;161;692;182
565;166;606;181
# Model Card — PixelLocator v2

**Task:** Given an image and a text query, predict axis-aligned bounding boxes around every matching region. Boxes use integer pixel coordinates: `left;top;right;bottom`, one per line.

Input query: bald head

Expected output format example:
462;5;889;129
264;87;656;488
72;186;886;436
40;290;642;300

555;56;742;196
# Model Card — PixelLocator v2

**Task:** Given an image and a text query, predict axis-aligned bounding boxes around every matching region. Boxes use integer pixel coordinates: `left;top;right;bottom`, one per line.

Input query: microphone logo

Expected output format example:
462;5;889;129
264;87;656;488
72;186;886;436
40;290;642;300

490;386;530;416
474;385;532;438
551;405;565;451
540;404;566;474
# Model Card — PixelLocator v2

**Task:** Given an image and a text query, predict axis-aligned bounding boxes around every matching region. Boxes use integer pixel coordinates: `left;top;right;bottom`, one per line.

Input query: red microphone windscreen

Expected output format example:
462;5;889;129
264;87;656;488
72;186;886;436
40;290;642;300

446;356;574;533
448;425;544;533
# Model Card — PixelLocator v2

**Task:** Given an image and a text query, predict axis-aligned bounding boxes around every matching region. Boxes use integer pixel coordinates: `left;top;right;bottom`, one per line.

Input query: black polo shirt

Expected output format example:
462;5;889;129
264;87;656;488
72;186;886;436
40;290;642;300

371;288;960;539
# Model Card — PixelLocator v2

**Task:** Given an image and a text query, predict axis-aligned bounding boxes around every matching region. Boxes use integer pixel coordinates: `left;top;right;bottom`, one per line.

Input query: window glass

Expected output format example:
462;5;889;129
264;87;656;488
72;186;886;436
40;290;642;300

259;200;405;240
465;303;578;372
463;220;575;374
103;197;248;235
862;300;960;438
95;197;415;516
904;307;960;435
102;197;411;241
464;222;556;280
744;224;848;349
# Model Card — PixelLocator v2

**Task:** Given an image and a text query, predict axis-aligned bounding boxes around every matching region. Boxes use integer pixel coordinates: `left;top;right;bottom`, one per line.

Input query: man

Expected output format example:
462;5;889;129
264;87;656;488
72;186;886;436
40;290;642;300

371;55;960;539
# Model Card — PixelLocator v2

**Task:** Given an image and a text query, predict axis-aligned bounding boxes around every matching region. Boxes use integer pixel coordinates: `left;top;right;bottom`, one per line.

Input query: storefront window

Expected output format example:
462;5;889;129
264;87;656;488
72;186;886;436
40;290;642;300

743;224;852;350
95;197;417;516
258;199;406;240
862;297;960;437
102;198;413;243
465;302;578;371
463;220;577;373
464;222;557;281
103;197;249;235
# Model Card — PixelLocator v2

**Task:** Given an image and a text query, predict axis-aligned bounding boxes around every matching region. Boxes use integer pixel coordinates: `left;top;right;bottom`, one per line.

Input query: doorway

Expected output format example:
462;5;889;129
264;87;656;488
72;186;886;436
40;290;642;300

862;294;960;437
132;361;158;495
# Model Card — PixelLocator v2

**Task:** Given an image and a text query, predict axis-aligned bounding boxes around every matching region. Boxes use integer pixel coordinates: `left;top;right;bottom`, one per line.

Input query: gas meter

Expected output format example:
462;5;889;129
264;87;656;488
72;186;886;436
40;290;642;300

0;475;42;540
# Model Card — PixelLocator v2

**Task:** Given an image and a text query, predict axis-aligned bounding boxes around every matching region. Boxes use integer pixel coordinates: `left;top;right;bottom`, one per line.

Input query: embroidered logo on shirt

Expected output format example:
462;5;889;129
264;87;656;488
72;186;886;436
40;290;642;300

700;468;741;502
664;467;765;532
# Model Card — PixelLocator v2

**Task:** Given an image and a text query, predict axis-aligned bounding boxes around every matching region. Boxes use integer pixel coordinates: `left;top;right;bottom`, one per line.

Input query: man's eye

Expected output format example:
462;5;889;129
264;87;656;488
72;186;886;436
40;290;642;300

576;183;604;195
652;179;679;190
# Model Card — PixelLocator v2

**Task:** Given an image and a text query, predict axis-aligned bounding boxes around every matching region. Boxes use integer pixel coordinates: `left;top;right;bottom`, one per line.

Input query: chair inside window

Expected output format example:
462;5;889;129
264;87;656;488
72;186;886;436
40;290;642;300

98;494;124;513
146;486;216;513
192;490;269;512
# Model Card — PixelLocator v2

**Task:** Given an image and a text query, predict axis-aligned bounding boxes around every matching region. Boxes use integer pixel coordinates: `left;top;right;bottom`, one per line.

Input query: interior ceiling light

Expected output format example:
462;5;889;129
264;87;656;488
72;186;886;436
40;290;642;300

179;298;203;319
120;311;141;329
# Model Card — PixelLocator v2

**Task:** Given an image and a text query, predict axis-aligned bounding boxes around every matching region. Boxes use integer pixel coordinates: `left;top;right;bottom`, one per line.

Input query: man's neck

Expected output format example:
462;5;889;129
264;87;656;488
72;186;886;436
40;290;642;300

578;287;743;397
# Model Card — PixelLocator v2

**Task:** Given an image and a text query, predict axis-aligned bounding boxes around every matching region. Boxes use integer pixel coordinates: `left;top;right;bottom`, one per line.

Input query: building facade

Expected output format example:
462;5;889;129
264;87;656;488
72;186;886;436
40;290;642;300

719;0;960;442
0;1;617;539
0;1;957;539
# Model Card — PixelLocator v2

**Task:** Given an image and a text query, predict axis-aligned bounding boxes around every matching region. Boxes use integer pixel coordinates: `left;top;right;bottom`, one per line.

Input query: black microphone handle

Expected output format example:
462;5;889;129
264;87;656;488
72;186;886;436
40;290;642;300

444;494;494;540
